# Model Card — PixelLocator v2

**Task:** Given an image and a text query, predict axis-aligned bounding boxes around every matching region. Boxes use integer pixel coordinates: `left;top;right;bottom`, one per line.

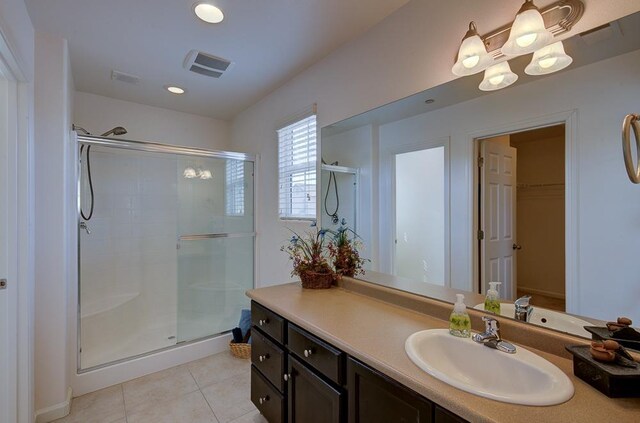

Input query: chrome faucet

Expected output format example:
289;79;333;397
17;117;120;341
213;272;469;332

472;316;516;354
514;295;532;322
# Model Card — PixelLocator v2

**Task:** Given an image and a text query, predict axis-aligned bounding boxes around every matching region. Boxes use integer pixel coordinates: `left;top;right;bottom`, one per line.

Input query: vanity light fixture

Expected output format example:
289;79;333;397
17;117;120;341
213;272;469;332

452;22;494;76
525;41;573;75
450;0;583;91
194;2;224;24
502;0;553;56
479;61;518;91
183;167;197;179
199;170;213;180
166;85;186;95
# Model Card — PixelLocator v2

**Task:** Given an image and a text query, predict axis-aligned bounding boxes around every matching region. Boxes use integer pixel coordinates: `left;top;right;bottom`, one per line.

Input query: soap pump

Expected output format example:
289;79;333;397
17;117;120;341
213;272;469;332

449;293;471;338
484;281;502;314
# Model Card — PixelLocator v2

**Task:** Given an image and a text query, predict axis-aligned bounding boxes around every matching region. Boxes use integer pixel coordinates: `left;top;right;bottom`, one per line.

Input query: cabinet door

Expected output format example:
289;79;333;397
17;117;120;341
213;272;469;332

288;356;345;423
348;358;433;423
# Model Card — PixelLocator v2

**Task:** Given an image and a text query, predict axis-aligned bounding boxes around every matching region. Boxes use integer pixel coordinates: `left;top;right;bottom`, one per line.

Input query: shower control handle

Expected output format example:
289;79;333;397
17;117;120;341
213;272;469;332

258;395;269;405
258;354;269;362
304;348;313;358
79;221;91;235
258;318;269;326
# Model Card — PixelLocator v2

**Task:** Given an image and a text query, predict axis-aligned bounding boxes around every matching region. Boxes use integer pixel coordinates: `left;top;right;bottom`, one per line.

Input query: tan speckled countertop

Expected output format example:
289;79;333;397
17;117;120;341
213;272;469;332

247;282;640;423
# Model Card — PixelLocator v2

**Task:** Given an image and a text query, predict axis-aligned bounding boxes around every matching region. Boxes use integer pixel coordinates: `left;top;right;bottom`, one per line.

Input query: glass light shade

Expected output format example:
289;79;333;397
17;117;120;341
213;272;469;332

501;3;553;56
194;3;224;24
479;61;518;91
452;23;494;76
199;170;212;180
525;41;573;75
183;167;197;179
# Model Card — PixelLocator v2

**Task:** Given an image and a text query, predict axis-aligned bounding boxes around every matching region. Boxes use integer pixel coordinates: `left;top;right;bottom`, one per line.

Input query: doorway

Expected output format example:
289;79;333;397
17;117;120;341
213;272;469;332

477;125;566;310
394;146;445;285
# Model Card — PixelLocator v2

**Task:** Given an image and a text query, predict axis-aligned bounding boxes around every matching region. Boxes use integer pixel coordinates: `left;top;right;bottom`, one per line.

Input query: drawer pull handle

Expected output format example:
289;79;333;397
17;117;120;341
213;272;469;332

258;319;269;326
283;373;291;381
258;395;270;405
303;348;313;358
258;354;269;362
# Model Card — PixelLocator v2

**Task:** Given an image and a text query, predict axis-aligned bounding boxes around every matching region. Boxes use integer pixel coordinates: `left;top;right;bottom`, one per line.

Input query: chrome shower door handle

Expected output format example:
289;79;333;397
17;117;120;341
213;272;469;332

622;113;640;184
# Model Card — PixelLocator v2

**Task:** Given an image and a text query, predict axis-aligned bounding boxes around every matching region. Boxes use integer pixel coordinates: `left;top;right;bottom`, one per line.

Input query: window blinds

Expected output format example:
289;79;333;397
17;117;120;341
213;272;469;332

278;114;317;220
225;160;245;216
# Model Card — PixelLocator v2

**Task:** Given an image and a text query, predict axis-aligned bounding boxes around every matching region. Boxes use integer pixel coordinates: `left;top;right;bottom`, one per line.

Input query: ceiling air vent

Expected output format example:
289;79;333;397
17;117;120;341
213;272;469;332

111;70;140;84
184;50;233;78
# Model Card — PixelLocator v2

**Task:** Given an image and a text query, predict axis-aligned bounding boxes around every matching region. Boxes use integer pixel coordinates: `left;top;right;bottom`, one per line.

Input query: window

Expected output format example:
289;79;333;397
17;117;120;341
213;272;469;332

225;159;245;216
278;114;317;220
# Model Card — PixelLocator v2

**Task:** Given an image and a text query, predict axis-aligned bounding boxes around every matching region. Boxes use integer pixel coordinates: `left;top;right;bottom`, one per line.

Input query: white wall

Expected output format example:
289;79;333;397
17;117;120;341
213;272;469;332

33;32;74;416
378;49;640;322
0;2;34;422
74;91;230;150
231;0;639;287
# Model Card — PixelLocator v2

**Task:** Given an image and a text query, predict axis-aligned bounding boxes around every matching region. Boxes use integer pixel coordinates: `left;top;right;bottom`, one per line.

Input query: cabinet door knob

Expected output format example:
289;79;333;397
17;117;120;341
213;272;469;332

258;395;269;405
258;318;269;326
258;354;269;362
303;348;313;358
283;373;291;381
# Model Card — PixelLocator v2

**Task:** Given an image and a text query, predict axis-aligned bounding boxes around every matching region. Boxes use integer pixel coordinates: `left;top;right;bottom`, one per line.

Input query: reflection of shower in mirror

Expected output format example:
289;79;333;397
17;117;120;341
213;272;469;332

320;162;359;234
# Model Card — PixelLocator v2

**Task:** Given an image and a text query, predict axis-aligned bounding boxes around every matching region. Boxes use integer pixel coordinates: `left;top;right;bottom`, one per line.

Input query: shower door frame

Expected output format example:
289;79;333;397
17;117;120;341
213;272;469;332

75;134;257;374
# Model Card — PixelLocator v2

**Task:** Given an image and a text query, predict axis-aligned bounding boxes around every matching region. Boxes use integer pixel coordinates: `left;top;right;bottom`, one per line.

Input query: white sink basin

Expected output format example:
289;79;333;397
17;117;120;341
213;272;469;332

473;303;592;338
405;329;574;406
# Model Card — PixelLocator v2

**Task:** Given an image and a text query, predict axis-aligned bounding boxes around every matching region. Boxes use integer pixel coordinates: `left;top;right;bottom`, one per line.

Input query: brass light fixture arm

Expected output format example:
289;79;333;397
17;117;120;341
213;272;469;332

622;114;640;184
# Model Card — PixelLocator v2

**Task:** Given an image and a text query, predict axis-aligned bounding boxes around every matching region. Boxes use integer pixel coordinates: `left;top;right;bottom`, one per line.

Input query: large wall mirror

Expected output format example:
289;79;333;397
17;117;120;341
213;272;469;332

320;10;640;339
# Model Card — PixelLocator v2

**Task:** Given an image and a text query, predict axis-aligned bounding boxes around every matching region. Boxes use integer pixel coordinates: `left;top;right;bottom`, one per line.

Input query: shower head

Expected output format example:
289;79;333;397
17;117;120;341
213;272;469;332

72;124;92;135
101;126;128;137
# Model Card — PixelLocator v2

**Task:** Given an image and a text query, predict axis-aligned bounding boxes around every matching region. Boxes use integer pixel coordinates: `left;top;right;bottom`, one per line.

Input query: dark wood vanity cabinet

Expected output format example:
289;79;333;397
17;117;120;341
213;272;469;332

250;301;466;423
347;358;433;423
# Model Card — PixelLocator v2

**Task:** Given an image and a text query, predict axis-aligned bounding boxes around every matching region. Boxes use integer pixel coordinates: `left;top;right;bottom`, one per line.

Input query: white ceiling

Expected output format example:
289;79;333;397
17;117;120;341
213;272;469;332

25;0;409;120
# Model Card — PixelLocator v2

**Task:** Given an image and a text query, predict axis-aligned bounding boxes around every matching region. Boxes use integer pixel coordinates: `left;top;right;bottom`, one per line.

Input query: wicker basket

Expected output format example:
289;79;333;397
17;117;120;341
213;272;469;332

300;271;334;289
229;341;251;359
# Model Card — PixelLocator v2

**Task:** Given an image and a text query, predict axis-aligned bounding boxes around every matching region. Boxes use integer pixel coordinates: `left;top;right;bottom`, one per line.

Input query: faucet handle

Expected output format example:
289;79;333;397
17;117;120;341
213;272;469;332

515;295;531;308
482;316;500;333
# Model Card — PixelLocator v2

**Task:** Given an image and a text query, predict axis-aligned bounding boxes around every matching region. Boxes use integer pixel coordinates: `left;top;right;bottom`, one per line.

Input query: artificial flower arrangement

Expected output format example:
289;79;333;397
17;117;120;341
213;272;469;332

281;221;367;289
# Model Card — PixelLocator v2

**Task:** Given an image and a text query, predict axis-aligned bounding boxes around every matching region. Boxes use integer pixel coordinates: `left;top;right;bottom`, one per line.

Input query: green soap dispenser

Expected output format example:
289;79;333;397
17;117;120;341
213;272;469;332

449;294;471;338
484;281;502;314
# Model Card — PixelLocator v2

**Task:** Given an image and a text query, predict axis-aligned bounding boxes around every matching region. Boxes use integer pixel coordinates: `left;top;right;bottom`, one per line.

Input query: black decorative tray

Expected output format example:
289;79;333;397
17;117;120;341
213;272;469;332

584;326;640;351
566;345;640;398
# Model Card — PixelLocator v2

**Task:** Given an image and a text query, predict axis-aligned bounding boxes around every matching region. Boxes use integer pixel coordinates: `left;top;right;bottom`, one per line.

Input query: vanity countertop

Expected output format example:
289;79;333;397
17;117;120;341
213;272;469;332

247;282;640;423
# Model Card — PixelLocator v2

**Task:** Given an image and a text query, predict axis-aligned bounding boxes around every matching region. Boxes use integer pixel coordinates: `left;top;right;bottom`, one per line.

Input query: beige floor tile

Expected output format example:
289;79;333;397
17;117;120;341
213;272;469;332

123;364;199;415
126;390;219;423
53;385;125;423
187;351;250;389
201;373;256;423
229;410;268;423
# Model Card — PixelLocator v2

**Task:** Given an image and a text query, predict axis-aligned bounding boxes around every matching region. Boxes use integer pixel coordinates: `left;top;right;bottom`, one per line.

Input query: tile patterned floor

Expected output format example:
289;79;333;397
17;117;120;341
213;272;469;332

54;351;268;423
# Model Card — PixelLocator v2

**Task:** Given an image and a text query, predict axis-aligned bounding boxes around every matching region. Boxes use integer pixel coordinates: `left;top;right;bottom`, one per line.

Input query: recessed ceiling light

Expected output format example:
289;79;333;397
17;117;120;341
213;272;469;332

166;86;186;94
194;3;224;24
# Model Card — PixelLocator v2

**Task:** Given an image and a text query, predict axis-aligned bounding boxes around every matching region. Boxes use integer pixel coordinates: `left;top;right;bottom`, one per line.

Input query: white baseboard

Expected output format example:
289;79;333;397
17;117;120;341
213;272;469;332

34;387;72;423
518;286;565;300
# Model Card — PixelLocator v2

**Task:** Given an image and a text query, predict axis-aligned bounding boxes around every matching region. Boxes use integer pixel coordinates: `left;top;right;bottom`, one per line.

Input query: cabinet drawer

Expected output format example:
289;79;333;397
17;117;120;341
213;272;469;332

287;324;345;386
252;329;287;392
252;301;286;345
252;365;285;423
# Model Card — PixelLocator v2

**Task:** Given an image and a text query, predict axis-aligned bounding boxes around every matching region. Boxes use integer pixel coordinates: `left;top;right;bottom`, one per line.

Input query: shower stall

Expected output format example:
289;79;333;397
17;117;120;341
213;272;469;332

77;135;255;371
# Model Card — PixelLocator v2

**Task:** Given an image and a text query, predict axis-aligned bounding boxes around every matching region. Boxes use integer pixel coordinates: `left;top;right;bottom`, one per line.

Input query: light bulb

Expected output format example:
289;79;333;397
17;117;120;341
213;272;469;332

479;61;518;91
200;170;212;180
525;41;573;75
489;75;506;85
183;167;197;179
452;22;494;76
501;1;553;56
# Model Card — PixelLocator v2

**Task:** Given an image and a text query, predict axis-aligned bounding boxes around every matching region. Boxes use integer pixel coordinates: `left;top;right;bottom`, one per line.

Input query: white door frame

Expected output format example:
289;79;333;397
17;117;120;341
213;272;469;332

469;110;578;312
379;136;451;286
0;26;34;423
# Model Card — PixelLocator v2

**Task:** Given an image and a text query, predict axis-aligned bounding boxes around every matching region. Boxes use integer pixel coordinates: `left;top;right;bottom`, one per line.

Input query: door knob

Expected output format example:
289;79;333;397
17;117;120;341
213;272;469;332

513;243;522;250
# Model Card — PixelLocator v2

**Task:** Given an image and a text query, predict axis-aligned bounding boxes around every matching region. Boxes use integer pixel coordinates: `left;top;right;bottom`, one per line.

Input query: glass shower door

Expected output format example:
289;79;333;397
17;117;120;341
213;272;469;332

176;156;254;342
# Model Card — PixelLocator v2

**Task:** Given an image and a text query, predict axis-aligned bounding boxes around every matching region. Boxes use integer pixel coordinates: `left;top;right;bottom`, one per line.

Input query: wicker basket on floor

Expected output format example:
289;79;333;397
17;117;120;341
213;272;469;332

229;341;251;359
